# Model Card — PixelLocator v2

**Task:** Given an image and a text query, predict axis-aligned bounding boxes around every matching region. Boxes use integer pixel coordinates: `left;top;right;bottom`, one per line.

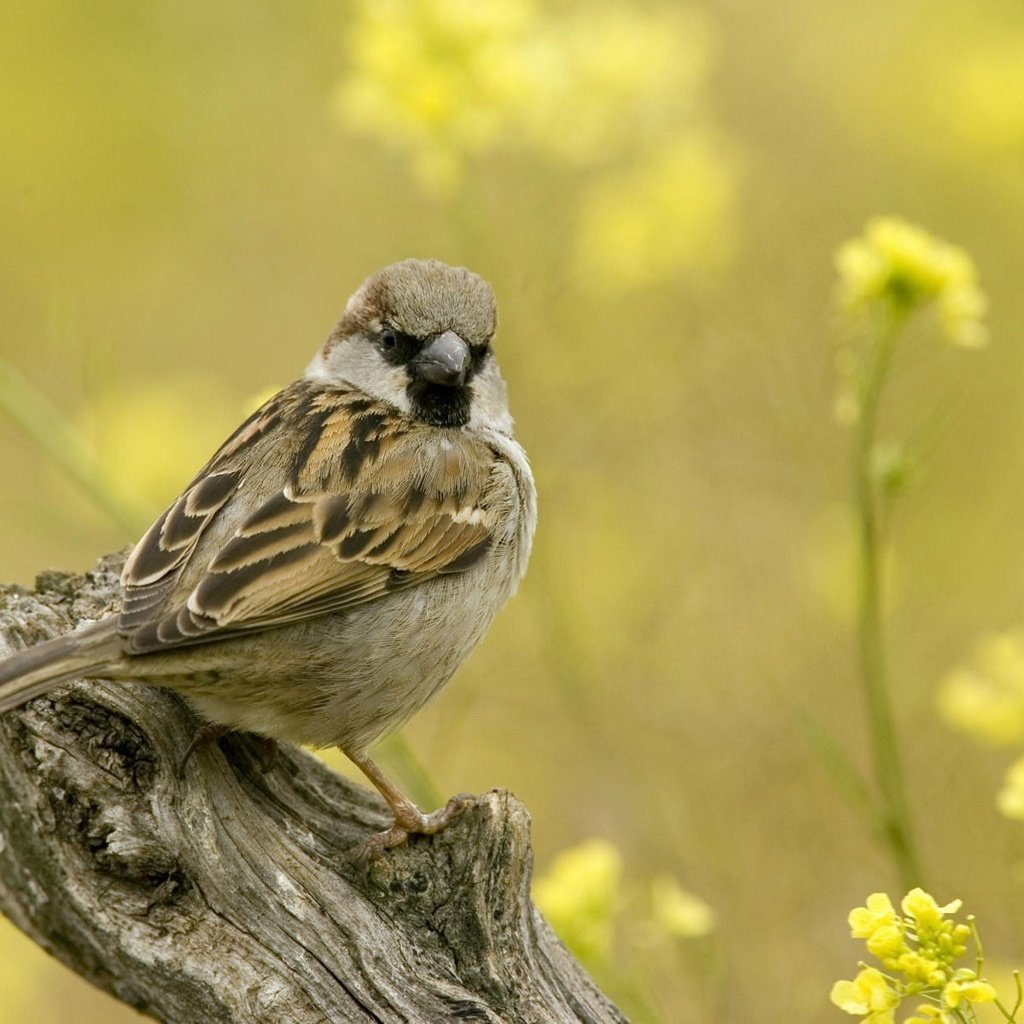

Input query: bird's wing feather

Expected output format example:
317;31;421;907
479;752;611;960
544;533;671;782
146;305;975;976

117;389;293;630
118;383;497;655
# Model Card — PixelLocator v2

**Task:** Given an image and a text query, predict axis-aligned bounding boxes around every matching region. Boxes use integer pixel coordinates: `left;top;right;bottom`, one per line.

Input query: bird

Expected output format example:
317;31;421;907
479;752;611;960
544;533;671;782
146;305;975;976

0;258;536;854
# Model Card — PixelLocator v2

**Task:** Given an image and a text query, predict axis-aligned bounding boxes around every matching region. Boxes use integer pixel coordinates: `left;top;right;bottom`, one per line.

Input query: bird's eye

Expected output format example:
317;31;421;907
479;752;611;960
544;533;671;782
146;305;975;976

377;327;417;364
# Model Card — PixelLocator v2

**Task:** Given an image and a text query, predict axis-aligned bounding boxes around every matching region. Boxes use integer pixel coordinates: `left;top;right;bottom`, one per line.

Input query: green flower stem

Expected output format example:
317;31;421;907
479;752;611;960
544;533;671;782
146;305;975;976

853;304;923;890
993;968;1023;1023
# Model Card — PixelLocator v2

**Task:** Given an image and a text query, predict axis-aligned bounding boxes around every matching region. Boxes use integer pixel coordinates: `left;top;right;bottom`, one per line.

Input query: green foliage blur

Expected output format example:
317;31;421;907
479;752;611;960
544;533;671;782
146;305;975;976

3;2;1024;1021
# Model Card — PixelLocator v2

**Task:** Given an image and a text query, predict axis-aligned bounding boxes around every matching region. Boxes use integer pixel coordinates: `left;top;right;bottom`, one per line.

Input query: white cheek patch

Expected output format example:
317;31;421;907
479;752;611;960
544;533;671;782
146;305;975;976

468;361;514;435
303;351;334;383
304;343;412;414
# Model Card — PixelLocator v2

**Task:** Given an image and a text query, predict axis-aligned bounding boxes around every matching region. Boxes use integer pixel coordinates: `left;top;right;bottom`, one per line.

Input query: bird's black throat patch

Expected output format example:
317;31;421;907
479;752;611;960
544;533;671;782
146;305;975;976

406;380;472;428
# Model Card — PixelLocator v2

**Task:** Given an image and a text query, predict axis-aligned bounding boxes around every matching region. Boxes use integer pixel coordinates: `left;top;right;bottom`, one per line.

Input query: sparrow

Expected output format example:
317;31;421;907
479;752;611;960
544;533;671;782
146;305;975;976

0;258;536;853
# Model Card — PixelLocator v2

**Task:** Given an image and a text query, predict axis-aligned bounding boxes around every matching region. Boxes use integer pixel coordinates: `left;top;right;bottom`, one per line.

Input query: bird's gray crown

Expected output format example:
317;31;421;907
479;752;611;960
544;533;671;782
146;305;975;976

339;259;497;346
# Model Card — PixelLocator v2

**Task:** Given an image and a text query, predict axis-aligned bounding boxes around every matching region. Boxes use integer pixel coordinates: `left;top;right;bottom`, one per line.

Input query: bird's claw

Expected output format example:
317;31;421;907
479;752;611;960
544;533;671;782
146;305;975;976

356;792;476;864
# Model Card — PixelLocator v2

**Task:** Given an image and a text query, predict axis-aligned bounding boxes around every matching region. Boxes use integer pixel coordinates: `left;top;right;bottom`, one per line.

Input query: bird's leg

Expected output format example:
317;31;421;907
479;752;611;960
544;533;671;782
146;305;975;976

177;723;232;778
344;748;473;859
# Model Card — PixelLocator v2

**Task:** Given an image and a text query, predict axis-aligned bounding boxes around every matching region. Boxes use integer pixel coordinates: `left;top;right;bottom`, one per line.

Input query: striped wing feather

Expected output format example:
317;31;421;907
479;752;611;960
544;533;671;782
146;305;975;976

117;383;495;655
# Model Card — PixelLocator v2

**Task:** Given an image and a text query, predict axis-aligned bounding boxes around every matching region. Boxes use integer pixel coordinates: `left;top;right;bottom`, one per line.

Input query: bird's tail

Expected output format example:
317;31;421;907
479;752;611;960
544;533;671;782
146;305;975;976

0;619;120;713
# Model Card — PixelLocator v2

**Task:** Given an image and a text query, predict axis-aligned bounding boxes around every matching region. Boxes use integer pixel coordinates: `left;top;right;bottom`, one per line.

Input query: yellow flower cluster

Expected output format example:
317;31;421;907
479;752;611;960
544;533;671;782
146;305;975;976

649;873;717;939
533;838;716;970
939;630;1024;821
997;756;1024;821
832;889;996;1024
835;217;987;348
945;35;1024;153
337;0;736;288
832;967;900;1023
533;838;623;965
80;380;240;529
575;134;737;290
338;0;712;190
939;630;1024;747
338;0;537;191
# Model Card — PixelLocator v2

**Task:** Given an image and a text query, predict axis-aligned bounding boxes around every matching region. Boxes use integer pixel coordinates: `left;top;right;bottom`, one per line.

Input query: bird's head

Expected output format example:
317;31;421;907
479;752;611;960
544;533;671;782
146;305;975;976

307;259;511;432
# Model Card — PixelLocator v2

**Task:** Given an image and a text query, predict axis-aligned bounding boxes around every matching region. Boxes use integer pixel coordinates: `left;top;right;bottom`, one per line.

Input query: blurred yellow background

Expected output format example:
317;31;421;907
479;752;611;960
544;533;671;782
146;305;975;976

3;1;1024;1020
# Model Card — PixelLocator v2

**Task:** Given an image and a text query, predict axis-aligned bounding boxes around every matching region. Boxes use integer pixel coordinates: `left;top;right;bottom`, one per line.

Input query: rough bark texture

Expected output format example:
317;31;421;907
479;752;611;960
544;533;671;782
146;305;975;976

0;557;625;1024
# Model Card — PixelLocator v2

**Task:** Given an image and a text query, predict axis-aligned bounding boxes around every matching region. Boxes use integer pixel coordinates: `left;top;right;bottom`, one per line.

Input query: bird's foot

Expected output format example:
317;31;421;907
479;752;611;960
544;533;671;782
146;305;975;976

357;792;475;863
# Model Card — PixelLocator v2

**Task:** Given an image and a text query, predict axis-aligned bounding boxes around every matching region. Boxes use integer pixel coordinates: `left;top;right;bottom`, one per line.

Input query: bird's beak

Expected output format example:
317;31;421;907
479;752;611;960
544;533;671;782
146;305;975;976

412;330;471;387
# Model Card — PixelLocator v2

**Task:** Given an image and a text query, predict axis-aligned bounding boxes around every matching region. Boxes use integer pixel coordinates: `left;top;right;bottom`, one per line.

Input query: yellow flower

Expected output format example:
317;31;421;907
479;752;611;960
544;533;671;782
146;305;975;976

945;37;1024;153
649;875;716;939
900;889;962;933
336;0;724;198
533;838;622;966
838;891;1005;1022
831;967;899;1022
81;379;235;521
897;951;947;986
942;974;996;1008
574;133;737;289
903;1006;946;1024
835;217;987;347
998;756;1024;820
849;892;898;938
337;0;540;192
865;924;905;963
938;281;987;349
939;631;1024;747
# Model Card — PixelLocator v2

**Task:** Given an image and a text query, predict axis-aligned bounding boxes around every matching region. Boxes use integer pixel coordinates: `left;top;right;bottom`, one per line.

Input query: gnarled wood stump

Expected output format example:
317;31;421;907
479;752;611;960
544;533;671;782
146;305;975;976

0;557;625;1023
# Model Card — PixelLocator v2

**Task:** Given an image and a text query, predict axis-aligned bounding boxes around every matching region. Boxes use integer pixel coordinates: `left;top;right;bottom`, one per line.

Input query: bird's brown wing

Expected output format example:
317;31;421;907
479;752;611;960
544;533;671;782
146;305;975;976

117;383;497;655
118;387;296;631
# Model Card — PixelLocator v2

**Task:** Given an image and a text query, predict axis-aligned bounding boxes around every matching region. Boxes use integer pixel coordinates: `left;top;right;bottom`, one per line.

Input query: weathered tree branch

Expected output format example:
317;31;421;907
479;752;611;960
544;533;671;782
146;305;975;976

0;557;625;1024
